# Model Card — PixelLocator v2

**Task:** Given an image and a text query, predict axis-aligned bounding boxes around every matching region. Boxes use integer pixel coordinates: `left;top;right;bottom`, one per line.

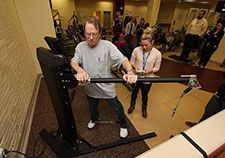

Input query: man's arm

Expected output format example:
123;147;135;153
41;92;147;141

122;59;133;73
186;21;192;35
122;59;137;84
71;62;82;73
71;62;89;82
125;23;130;35
200;20;208;37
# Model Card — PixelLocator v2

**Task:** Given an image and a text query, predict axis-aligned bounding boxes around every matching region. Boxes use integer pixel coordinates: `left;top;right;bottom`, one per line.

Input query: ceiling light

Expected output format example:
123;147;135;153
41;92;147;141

200;1;210;4
185;0;195;2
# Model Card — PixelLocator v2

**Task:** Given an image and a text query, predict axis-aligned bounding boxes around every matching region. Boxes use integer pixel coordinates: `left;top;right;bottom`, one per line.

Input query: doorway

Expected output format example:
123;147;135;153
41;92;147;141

93;11;101;21
104;11;111;28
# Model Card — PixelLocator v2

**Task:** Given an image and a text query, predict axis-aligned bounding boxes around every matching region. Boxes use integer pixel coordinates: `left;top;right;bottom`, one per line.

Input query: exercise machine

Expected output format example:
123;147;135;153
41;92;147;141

36;47;200;158
65;12;83;45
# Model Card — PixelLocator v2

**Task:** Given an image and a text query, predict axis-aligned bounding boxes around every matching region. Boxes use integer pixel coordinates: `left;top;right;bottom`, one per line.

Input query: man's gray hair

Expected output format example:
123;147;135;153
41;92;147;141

84;16;102;33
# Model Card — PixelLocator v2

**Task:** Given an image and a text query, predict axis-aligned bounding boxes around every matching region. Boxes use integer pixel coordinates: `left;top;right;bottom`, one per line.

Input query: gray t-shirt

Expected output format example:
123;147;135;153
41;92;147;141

71;40;126;99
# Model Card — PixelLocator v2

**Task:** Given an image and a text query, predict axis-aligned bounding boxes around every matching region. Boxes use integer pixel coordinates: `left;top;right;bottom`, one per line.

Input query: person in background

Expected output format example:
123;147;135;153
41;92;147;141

114;32;129;50
128;28;162;118
136;18;147;46
114;32;135;60
179;10;208;61
124;16;131;28
71;17;137;138
145;23;150;28
125;16;136;45
185;83;225;127
198;20;224;68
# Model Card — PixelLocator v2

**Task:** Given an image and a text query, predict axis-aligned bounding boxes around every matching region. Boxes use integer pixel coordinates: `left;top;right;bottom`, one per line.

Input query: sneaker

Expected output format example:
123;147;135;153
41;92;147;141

120;128;128;138
88;120;96;129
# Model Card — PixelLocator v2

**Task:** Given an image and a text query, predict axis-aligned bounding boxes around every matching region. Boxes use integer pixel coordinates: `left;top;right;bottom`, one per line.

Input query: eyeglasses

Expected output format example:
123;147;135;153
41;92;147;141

85;32;99;38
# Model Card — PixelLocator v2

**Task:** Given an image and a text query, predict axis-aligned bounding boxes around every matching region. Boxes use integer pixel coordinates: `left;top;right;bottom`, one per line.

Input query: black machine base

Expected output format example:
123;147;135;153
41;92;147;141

40;129;157;158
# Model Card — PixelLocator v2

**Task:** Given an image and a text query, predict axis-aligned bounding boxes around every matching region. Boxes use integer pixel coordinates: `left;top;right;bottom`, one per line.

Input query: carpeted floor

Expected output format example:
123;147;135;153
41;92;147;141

26;79;150;158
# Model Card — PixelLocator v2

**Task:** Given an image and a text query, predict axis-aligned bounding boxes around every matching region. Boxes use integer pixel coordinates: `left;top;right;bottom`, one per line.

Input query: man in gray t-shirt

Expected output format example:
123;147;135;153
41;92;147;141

71;17;137;138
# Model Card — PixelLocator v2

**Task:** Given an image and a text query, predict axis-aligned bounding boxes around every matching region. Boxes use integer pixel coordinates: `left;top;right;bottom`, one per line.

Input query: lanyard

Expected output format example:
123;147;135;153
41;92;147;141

143;48;152;70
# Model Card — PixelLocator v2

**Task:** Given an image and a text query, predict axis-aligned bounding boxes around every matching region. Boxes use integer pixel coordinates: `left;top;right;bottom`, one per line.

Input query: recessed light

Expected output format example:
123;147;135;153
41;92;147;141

185;0;195;2
200;1;210;4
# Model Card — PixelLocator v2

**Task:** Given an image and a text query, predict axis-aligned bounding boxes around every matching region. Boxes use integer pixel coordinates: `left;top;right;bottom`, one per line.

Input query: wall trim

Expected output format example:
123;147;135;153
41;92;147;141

18;73;43;157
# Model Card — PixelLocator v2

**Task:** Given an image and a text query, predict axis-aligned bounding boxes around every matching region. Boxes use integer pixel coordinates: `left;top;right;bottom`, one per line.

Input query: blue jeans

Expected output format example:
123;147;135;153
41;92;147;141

86;96;127;128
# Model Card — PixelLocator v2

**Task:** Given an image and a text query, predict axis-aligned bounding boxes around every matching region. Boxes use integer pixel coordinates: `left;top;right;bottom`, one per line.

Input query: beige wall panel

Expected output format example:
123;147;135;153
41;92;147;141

146;0;161;27
0;0;37;151
14;0;56;73
75;0;113;26
124;1;147;23
157;2;176;24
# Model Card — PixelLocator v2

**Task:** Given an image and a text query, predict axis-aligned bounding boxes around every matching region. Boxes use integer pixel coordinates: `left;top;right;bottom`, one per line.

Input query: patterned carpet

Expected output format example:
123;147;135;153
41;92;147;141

26;79;150;158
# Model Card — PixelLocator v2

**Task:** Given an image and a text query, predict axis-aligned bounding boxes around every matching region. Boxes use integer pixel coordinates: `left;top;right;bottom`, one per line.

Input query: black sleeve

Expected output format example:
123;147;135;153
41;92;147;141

204;27;216;38
217;83;225;98
215;30;224;46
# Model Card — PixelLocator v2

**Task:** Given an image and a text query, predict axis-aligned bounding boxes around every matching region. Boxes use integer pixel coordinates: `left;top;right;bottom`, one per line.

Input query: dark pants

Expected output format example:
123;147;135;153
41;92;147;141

199;95;225;122
180;34;199;60
136;34;142;46
131;82;152;106
86;95;127;128
198;45;217;67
